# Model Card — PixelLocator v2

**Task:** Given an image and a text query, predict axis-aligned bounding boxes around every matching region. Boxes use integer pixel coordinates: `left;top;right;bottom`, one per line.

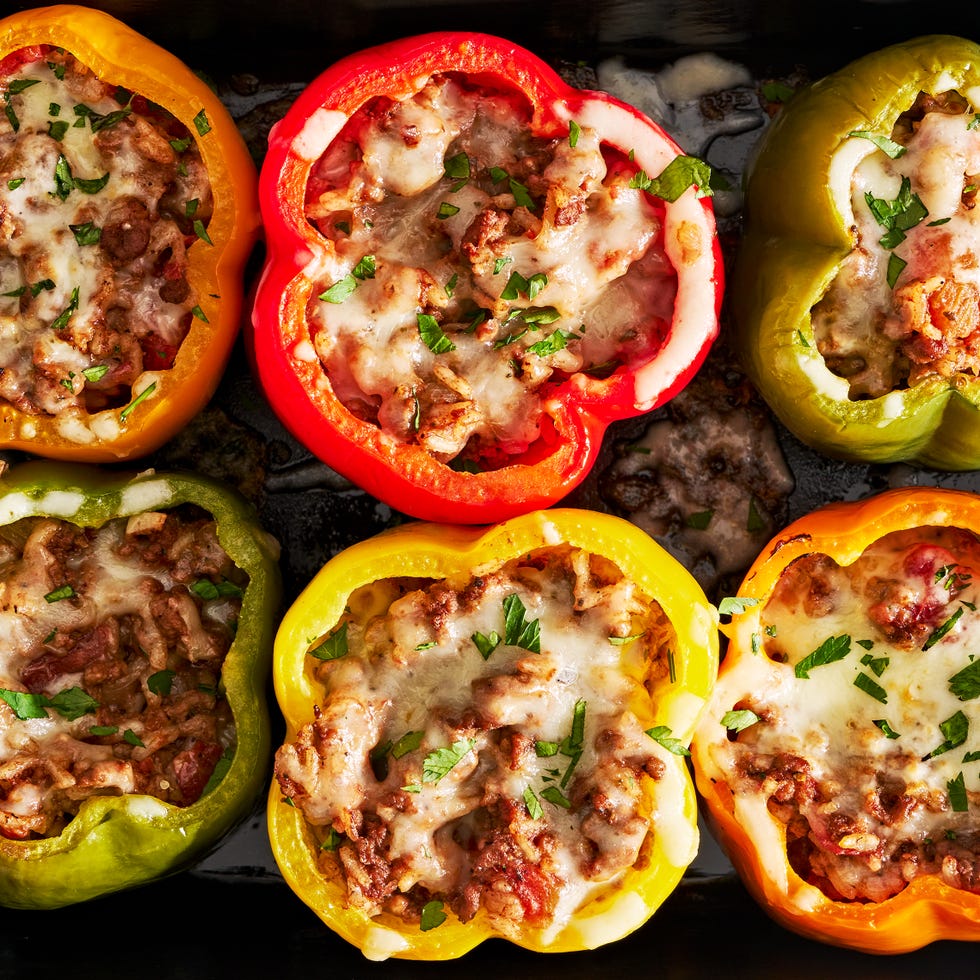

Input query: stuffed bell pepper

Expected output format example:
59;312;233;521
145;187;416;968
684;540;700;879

692;487;980;952
269;509;718;960
0;461;280;908
734;35;980;469
251;32;722;524
0;5;259;461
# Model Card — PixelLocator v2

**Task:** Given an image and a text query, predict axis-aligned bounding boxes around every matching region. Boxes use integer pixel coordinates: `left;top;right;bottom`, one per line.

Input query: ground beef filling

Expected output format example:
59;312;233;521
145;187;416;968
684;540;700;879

274;545;674;938
812;90;980;398
0;509;243;840
0;48;213;417
304;73;676;469
725;527;980;904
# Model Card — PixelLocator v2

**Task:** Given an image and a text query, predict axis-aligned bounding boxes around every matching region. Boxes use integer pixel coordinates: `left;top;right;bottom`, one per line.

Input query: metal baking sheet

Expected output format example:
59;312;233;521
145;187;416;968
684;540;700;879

4;1;980;975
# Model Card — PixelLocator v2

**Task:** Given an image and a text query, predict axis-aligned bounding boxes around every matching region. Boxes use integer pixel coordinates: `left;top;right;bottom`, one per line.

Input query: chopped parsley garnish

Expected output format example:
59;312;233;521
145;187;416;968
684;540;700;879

119;380;156;421
645;724;691;756
926;710;969;759
391;730;424;759
523;785;543;820
948;771;969;812
747;496;765;532
874;718;901;739
685;509;713;530
7;177;24;190
508;178;535;209
417;313;456;354
794;634;850;679
420;899;447;931
190;578;243;600
444;152;470;182
853;672;888;704
848;130;907;159
923;607;964;650
82;364;109;383
502;593;540;653
44;584;76;603
0;686;98;721
860;653;890;677
436;201;460;219
69;221;101;246
89;725;118;737
193;219;213;245
308;622;349;661
492;256;512;275
949;657;980;701
49;286;79;331
721;709;760;733
607;633;643;646
629;155;713;201
568;120;581;147
717;596;760;616
540;785;571;809
47;120;69;142
444;272;458;298
320;828;344;851
557;699;587;788
191;304;209;322
147;669;175;696
123;729;144;747
886;252;907;289
471;629;501;660
527;328;574;357
422;738;476;783
319;275;358;303
535;740;559;757
761;80;796;103
193;109;211;136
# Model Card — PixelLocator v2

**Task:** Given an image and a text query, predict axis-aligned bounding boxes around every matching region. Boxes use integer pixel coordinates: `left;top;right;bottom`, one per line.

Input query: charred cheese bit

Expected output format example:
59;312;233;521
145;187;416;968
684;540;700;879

274;545;677;942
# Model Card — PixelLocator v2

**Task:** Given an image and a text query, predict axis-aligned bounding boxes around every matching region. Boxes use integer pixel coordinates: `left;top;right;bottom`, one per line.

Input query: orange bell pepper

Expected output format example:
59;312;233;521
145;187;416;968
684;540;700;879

692;487;980;952
0;5;258;461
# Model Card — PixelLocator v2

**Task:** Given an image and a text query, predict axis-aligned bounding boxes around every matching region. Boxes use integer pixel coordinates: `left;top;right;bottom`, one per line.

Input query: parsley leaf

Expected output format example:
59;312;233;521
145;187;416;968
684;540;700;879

948;771;969;812
420;899;447;931
308;622;349;661
794;634;851;679
422;738;476;783
523;785;543;820
718;596;760;616
417;313;456;354
848;130;907;159
853;672;888;704
923;607;964;651
721;709;760;733
926;710;969;760
645;724;691;756
502;593;540;653
630;155;713;201
949;657;980;701
471;630;501;660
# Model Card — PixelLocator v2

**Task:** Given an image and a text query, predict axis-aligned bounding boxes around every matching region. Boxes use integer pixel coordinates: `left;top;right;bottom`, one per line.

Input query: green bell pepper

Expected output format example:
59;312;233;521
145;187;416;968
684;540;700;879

0;462;280;909
733;35;980;469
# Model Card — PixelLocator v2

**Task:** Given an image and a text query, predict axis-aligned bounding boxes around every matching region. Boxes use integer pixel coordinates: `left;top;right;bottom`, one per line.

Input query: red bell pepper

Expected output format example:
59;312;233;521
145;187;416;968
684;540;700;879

250;32;722;524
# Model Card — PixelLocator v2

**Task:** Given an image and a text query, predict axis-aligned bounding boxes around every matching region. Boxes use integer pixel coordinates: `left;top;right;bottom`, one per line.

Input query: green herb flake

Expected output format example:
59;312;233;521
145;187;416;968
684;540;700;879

540;785;572;809
417;313;456;354
685;509;713;530
7;177;24;190
523;785;543;820
747;496;765;532
502;593;541;653
848;130;907;159
319;274;357;304
391;730;424;759
193;219;213;245
874;719;901;739
321;828;344;851
44;584;76;603
47;120;69;142
422;738;476;783
645;724;691;756
170;136;191;153
119;381;156;421
308;622;349;661
48;61;66;81
82;364;109;383
50;286;79;331
509;178;535;209
74;173;110;195
420;899;447;932
949;657;980;701
436;201;460;220
761;80;796;103
924;607;965;651
608;633;643;646
147;669;176;697
963;750;980;763
0;689;48;720
718;596;760;616
492;256;512;275
69;221;101;246
926;710;970;759
527;328;573;357
795;634;851;679
721;709;761;734
948;771;969;812
88;725;118;737
123;729;144;747
535;740;559;757
471;629;501;660
444;272;458;298
568;119;581;147
444;152;470;180
854;672;888;704
631;154;713;201
193;109;211;136
46;686;99;721
191;304;209;323
856;639;875;651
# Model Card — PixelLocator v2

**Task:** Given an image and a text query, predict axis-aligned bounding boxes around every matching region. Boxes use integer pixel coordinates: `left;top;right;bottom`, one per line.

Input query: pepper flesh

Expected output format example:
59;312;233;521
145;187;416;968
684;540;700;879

733;35;980;469
0;5;259;462
268;508;718;960
250;32;722;524
0;461;280;909
691;487;980;953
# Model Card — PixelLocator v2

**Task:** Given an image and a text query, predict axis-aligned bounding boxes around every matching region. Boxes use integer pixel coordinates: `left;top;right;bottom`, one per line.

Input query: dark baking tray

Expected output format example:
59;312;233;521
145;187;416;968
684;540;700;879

4;1;980;975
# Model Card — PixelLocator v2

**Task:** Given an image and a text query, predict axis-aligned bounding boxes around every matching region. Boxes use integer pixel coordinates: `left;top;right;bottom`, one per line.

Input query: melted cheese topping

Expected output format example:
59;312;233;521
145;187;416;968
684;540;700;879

0;511;242;840
303;75;677;466
275;545;679;943
707;525;980;904
813;92;980;398
0;51;211;431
